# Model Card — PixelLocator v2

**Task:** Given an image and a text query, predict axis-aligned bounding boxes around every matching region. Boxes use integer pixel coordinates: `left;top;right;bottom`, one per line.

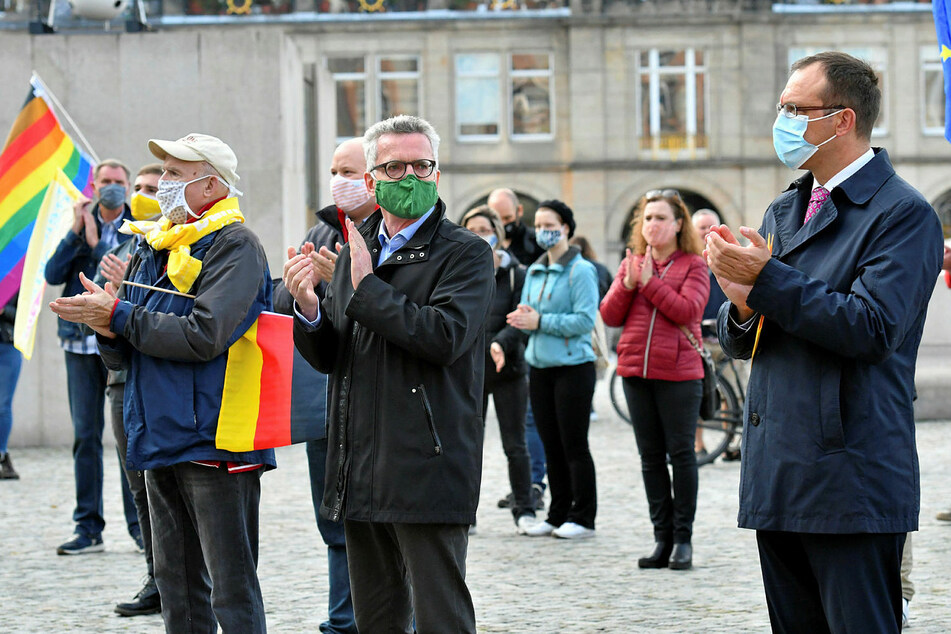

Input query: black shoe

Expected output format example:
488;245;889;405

637;542;672;569
723;448;741;462
531;483;545;510
0;452;19;480
497;492;513;508
669;543;692;570
115;576;161;617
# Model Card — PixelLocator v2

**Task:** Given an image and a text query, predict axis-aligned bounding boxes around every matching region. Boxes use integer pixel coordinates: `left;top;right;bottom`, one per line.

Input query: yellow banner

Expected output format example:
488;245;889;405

13;168;82;359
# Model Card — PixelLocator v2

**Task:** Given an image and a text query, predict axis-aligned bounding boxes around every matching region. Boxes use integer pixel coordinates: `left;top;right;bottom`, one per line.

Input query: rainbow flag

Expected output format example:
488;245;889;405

0;77;94;308
14;168;84;360
216;311;295;452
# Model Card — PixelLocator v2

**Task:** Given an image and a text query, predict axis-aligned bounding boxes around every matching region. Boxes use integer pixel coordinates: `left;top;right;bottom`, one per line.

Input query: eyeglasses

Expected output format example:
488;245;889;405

645;189;681;201
370;159;436;180
776;103;844;119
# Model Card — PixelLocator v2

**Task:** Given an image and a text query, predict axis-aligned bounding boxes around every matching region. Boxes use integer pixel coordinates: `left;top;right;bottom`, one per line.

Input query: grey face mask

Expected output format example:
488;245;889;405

98;183;127;210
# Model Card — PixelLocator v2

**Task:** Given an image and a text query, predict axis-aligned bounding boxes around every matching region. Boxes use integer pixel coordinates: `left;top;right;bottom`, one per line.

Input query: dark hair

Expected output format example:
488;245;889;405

136;162;164;178
536;199;575;239
791;51;880;141
628;191;703;256
569;235;598;261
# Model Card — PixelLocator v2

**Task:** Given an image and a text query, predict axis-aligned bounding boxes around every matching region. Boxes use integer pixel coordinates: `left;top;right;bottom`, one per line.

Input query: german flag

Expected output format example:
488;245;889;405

216;311;295;452
0;77;94;307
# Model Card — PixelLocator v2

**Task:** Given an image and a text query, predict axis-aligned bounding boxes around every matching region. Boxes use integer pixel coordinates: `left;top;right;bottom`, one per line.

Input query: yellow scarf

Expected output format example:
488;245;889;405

122;197;245;294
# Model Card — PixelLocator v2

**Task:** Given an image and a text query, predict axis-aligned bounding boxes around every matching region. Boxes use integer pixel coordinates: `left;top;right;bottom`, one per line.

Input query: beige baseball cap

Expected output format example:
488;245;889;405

148;133;240;186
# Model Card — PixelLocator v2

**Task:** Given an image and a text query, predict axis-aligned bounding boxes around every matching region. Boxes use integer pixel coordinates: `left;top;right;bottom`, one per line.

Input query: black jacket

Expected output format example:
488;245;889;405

294;200;495;524
272;204;346;441
0;295;16;344
506;221;545;266
484;254;528;386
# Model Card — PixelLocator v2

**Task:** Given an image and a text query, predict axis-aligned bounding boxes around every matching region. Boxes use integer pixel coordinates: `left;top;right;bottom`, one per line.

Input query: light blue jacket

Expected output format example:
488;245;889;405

521;246;598;369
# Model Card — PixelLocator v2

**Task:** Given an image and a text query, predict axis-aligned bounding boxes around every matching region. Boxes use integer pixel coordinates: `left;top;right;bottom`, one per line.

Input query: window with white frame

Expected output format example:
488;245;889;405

787;47;887;137
379;57;420;121
921;46;946;136
637;49;707;158
454;52;553;142
511;53;553;138
456;53;501;139
328;55;421;142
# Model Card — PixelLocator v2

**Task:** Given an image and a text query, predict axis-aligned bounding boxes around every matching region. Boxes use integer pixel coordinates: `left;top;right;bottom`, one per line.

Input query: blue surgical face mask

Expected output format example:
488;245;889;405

772;110;841;170
98;183;127;210
535;228;564;251
481;233;499;248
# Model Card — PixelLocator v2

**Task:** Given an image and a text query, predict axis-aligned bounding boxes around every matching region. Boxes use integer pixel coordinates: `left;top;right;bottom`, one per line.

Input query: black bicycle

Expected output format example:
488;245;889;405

609;355;745;466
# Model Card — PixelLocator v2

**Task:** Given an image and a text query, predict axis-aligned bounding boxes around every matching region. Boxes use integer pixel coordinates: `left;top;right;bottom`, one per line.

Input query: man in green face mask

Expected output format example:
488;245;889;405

284;115;495;633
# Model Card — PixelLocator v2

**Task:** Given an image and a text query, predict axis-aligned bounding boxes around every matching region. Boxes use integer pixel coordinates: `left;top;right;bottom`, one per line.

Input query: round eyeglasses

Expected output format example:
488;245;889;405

645;189;681;201
776;103;844;119
370;159;436;180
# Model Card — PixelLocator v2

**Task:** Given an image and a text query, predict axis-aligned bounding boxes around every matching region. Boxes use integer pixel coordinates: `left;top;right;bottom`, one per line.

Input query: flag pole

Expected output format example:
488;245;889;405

30;71;101;165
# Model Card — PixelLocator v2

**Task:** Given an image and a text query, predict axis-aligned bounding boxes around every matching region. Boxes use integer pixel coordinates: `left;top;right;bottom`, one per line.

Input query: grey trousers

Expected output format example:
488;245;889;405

147;463;266;634
344;520;475;634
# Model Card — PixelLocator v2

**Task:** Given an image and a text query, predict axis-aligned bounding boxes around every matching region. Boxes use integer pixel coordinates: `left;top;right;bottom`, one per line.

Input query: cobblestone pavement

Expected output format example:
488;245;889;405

4;378;951;633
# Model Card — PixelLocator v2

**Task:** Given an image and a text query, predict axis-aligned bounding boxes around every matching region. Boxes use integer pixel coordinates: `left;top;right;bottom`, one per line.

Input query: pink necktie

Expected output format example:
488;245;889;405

804;186;829;225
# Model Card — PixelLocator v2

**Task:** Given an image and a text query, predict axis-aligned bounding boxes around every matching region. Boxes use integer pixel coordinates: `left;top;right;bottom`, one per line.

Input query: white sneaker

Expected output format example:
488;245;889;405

552;522;595;540
516;515;537;535
902;598;910;628
521;520;555;537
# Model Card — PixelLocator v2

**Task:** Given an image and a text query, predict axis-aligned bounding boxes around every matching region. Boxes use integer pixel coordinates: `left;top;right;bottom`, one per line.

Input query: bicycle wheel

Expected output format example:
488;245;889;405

609;368;631;425
696;375;740;467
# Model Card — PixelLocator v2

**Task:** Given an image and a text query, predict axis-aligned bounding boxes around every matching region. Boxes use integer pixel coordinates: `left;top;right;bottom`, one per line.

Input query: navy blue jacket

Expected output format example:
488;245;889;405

718;149;942;534
98;221;276;471
44;203;134;341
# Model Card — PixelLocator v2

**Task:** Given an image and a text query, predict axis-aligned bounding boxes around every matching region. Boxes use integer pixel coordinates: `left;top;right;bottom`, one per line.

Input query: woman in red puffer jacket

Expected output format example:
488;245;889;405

599;189;709;571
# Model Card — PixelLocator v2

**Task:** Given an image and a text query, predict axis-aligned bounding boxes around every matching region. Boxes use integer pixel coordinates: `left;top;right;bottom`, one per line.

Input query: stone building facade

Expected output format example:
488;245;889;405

1;0;948;444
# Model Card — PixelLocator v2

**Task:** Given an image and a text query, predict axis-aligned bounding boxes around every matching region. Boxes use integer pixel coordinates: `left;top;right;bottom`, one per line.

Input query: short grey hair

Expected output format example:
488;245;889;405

692;208;720;224
363;115;440;173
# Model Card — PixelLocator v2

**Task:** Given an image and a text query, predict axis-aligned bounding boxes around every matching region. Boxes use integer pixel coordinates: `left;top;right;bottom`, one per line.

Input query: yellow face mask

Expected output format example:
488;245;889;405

130;192;161;221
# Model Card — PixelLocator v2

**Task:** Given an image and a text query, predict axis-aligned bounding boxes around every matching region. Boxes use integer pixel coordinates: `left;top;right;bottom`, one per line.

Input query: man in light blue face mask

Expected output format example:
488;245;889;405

44;159;139;559
705;51;943;633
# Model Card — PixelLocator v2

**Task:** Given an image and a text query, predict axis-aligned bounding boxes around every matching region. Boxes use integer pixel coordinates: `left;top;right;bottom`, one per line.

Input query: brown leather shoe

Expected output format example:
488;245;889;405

936;510;951;521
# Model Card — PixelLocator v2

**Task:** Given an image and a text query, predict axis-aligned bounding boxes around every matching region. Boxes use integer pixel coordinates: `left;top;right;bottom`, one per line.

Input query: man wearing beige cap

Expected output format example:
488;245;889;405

51;133;274;633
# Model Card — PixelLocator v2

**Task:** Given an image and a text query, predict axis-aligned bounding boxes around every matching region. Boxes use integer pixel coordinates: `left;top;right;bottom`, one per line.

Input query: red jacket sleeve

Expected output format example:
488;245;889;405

599;259;638;328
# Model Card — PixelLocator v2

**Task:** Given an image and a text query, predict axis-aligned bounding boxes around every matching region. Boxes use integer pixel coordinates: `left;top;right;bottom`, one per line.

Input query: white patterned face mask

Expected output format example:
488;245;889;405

157;175;212;224
330;174;371;212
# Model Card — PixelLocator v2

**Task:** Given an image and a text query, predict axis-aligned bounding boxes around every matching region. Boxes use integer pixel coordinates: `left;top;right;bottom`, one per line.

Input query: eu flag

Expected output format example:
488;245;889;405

934;0;951;142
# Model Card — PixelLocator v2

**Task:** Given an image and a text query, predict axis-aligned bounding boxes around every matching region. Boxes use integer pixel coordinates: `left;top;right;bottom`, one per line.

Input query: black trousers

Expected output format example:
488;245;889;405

529;362;597;529
756;530;906;634
484;376;534;520
622;376;700;544
344;521;475;634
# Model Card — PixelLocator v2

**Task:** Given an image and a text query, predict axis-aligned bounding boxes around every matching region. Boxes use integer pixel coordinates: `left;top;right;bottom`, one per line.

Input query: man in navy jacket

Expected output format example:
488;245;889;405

44;159;136;556
707;52;942;632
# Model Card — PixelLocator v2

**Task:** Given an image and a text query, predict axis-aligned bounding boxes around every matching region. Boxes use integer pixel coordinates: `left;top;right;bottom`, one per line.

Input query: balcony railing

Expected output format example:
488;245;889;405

0;0;930;29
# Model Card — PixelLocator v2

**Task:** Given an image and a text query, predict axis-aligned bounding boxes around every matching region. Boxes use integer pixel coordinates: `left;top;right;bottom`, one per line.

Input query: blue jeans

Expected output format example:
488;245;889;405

0;343;22;453
307;438;356;634
524;391;547;489
64;351;107;537
147;462;266;633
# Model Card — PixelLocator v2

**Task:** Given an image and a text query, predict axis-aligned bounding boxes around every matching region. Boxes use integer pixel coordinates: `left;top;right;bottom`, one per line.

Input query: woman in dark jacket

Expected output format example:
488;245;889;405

462;206;535;532
600;189;709;570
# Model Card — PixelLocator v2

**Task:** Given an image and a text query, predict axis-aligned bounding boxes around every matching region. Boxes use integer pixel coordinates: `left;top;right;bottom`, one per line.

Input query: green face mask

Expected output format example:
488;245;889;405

374;174;438;220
